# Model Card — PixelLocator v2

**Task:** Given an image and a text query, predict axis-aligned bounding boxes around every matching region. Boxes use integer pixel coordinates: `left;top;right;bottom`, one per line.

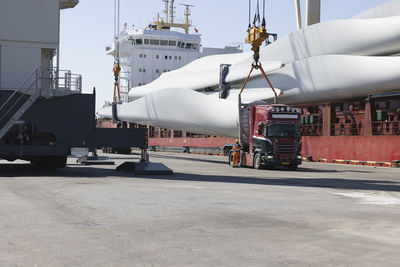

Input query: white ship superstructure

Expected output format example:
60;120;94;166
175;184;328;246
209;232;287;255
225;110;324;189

106;1;242;102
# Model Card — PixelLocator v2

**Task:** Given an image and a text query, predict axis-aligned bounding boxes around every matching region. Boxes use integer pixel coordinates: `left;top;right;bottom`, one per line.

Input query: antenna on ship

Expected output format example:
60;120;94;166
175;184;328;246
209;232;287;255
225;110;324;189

154;1;194;34
180;3;194;34
169;0;175;23
162;0;169;23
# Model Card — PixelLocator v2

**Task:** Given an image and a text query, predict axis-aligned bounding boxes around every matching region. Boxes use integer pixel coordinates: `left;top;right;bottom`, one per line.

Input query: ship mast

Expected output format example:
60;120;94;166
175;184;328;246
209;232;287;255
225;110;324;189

154;1;193;34
162;0;169;23
169;0;175;23
180;4;194;34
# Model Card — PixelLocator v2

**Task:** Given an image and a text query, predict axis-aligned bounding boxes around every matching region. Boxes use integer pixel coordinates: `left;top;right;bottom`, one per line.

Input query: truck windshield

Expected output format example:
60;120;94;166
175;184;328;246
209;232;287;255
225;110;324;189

267;124;300;137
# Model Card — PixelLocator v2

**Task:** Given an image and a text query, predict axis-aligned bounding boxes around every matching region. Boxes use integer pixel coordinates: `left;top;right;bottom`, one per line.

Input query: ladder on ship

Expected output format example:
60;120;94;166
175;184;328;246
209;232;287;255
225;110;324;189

0;67;42;140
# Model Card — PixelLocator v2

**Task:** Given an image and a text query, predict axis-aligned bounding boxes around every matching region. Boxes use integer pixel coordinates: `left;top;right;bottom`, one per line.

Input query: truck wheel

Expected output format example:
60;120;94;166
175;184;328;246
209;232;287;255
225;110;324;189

288;164;298;170
253;153;261;169
228;151;233;165
56;156;67;168
31;156;59;169
117;148;131;154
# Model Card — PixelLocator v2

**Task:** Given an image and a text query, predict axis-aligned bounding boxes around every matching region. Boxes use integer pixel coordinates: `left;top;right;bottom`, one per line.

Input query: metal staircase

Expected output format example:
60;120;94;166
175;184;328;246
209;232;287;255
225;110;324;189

0;67;42;140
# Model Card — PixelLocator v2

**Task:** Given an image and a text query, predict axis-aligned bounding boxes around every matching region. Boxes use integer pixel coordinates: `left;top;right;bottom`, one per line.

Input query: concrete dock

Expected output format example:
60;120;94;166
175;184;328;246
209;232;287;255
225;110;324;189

1;151;400;266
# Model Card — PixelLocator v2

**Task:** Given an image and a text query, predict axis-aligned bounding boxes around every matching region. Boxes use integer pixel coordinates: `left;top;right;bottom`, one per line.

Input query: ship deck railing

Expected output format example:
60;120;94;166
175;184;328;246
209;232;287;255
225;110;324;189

301;122;400;136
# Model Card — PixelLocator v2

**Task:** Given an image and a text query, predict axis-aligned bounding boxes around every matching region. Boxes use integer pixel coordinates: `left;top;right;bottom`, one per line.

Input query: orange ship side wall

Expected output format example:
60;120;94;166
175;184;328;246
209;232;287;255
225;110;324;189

149;136;400;163
302;136;400;162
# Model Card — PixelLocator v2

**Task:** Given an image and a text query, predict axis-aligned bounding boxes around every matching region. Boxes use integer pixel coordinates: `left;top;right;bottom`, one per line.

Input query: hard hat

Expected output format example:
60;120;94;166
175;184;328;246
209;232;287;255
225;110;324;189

235;139;239;143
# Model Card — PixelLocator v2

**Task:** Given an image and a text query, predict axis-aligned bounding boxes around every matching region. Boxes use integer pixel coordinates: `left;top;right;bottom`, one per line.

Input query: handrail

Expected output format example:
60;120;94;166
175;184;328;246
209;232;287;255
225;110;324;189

37;67;82;93
0;66;83;139
0;67;41;125
0;67;40;112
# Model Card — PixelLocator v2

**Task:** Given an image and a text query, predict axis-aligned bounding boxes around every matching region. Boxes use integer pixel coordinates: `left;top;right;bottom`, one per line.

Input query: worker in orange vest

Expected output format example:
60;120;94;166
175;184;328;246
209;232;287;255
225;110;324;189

232;139;241;167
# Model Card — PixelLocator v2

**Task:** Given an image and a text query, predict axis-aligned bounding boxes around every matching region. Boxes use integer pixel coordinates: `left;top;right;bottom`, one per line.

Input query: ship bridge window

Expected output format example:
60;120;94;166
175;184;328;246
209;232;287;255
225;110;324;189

185;43;192;49
156;55;159;59
180;42;185;48
169;40;177;46
177;41;182;47
144;39;149;44
135;39;142;45
160;40;168;46
192;44;198;49
165;55;168;59
150;39;160;45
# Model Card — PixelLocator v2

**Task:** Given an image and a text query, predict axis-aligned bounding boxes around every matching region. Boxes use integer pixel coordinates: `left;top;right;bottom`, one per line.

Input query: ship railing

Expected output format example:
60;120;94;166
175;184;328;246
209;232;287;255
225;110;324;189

372;121;400;135
148;126;157;138
331;123;362;136
148;127;212;139
301;122;400;136
301;123;322;136
39;67;82;93
160;128;171;138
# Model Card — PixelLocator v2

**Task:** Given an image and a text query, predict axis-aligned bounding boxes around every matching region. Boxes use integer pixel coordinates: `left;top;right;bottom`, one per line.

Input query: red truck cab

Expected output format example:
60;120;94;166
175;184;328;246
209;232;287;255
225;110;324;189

237;103;302;170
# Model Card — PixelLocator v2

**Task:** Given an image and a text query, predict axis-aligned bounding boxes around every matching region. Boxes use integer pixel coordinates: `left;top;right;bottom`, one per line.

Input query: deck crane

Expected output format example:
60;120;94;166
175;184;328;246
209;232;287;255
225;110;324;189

239;0;279;105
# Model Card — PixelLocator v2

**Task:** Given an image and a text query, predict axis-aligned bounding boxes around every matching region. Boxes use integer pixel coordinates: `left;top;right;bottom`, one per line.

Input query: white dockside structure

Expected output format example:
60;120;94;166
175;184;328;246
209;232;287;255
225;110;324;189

0;0;81;95
0;0;148;168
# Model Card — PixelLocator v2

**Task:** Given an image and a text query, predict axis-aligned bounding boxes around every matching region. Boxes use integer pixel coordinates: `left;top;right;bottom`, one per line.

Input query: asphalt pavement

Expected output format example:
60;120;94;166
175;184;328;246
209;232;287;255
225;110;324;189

0;151;399;266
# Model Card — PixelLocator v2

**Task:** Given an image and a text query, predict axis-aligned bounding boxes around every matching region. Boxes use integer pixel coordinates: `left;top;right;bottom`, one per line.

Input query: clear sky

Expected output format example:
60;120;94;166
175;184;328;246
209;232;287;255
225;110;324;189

59;0;389;110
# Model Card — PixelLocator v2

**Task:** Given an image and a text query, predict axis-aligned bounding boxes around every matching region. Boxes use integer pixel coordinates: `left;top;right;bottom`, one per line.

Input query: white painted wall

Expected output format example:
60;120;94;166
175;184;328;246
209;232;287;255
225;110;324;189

0;0;59;89
0;45;40;89
0;0;59;44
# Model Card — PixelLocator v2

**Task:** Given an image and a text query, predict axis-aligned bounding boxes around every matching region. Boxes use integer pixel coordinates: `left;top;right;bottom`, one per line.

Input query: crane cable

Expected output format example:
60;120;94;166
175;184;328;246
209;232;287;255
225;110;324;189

240;0;279;104
113;0;121;103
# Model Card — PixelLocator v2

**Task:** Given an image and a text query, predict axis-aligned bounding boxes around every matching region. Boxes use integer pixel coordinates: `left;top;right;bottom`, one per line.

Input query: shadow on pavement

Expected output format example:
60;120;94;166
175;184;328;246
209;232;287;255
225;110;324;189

0;162;397;192
0;164;124;178
132;172;400;192
148;153;227;165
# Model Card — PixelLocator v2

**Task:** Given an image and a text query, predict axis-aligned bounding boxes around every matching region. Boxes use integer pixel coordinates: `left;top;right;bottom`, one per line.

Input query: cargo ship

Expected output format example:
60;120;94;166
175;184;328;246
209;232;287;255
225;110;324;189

104;0;242;103
99;0;400;167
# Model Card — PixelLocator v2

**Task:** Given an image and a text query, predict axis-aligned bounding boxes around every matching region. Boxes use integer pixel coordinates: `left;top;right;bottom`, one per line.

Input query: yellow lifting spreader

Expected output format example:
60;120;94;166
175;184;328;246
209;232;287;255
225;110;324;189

240;0;278;104
246;25;268;52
